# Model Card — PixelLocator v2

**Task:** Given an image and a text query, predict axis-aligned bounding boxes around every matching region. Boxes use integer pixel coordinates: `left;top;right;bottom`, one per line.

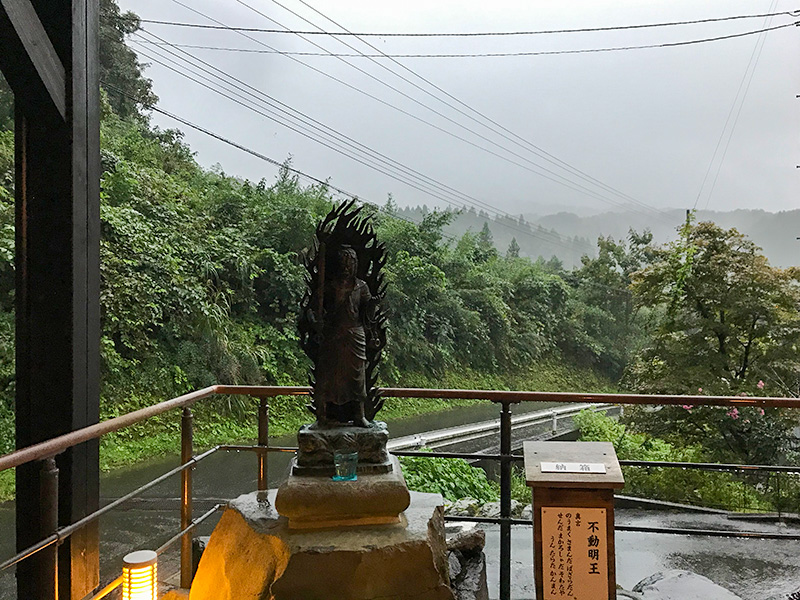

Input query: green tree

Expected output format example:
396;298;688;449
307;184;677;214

629;221;800;394
475;222;497;263
569;230;655;377
625;221;800;464
98;0;158;118
506;237;520;259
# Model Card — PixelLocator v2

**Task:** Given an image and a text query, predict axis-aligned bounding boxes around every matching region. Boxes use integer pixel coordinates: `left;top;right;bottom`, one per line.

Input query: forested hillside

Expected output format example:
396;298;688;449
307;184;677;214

0;0;799;484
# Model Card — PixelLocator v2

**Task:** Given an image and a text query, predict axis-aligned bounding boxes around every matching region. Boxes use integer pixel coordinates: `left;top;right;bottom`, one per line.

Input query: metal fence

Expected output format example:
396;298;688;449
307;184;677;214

1;385;799;599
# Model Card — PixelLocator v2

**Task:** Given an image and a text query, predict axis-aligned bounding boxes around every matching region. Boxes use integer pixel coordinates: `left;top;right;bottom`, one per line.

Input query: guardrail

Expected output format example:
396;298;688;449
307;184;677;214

1;385;799;600
388;402;613;451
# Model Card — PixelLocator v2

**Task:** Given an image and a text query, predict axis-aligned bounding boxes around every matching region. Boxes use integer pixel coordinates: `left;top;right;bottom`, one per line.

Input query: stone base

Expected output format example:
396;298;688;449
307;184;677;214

189;490;454;600
276;455;411;529
295;421;392;475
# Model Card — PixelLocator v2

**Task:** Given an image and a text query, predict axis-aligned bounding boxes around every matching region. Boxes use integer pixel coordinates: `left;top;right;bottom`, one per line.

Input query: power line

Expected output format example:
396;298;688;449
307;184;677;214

100;80;581;259
129;20;798;58
289;0;675;224
129;43;475;211
101;81;639;290
701;3;777;210
693;1;778;210
226;0;673;221
130;9;800;37
99;82;441;236
128;32;533;221
158;1;668;220
128;37;579;252
136;31;669;218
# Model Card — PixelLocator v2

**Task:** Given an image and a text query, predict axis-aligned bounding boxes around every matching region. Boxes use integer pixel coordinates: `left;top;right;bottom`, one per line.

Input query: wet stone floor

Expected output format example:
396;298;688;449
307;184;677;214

482;509;800;600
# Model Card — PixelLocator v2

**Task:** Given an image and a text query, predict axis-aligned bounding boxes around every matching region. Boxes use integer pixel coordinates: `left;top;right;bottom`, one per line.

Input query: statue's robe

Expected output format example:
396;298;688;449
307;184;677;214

316;277;371;416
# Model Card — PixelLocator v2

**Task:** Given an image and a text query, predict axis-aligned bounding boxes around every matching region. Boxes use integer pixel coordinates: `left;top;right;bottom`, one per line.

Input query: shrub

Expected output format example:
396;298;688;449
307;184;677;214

574;409;771;512
399;452;499;503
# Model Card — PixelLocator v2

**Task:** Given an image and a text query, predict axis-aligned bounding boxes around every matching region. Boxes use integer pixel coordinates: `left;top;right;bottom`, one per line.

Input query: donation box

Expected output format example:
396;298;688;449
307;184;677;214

523;441;624;600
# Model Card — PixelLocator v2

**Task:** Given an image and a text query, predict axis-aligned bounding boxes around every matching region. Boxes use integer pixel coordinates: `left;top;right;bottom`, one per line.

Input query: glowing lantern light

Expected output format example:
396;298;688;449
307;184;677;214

122;550;158;600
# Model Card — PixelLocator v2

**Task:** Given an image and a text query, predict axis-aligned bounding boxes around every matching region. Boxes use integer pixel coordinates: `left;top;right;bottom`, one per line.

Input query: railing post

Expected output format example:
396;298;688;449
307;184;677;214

38;457;59;600
500;401;512;600
257;398;269;502
180;407;194;589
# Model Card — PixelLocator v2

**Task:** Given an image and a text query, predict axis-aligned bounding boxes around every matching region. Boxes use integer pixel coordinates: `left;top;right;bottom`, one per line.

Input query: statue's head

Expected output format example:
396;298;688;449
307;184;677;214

338;247;357;278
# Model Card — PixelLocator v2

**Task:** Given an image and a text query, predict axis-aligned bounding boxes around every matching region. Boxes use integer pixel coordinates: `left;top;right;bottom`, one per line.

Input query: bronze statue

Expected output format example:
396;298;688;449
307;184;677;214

299;201;387;428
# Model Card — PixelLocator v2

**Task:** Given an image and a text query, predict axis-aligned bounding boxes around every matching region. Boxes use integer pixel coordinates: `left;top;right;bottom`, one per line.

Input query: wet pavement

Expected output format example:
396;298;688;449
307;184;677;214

481;510;800;599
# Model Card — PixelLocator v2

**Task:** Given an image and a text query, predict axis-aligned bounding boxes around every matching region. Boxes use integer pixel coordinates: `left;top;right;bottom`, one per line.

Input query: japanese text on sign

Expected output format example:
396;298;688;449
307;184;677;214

541;507;607;600
540;462;607;474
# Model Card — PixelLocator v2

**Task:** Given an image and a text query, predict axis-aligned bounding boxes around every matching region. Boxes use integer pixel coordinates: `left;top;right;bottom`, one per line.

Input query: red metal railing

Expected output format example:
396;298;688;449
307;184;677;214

1;385;798;600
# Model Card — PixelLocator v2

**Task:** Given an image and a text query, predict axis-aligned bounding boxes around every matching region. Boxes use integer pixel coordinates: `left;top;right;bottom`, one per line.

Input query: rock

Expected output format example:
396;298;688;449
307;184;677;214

295;421;391;475
450;553;488;600
632;570;743;600
449;497;481;516
448;551;463;581
520;504;532;521
446;529;487;600
478;502;500;519
447;529;485;558
474;500;522;519
275;455;411;529
191;536;210;577
190;490;454;600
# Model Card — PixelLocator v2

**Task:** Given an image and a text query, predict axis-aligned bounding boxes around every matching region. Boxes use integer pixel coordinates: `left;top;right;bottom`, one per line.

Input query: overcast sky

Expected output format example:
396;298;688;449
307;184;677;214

119;0;800;220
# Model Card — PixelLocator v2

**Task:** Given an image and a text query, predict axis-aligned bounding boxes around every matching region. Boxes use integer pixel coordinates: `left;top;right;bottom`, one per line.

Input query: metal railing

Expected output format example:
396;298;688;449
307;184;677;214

1;385;799;600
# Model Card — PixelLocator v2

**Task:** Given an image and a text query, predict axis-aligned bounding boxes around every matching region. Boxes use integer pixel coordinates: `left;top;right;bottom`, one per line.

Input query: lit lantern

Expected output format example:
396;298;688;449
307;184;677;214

122;550;158;600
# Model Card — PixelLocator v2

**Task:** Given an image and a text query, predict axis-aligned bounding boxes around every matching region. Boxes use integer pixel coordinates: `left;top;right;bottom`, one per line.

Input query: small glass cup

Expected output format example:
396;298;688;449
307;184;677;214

332;451;358;481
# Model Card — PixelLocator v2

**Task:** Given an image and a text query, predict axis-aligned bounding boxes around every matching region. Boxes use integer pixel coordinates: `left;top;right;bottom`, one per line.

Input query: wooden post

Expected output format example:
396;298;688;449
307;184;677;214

524;441;624;600
0;1;100;598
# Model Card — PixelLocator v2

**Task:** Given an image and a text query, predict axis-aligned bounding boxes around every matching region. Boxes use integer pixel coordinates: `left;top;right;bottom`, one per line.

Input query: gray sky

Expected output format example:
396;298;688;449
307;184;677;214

119;0;800;219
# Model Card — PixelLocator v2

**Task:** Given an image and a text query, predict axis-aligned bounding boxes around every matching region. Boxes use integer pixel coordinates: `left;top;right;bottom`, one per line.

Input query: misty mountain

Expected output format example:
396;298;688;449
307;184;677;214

396;206;800;268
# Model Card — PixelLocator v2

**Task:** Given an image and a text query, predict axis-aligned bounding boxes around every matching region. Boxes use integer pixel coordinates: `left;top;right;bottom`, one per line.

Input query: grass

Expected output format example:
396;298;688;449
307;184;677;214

0;357;616;501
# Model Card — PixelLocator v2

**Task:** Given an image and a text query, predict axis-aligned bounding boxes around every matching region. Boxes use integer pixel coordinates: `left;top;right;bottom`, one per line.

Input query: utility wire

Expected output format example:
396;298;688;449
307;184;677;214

131;21;800;58
129;38;578;251
130;43;477;212
130;9;800;36
701;3;777;210
137;29;667;217
99;82;442;237
101;80;634;287
693;1;778;210
276;0;672;219
130;32;492;214
134;27;574;244
100;80;578;259
159;1;665;220
227;0;671;220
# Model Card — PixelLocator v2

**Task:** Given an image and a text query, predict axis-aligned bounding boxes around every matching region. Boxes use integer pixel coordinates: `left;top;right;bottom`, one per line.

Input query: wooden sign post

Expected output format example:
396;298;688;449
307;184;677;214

524;441;624;600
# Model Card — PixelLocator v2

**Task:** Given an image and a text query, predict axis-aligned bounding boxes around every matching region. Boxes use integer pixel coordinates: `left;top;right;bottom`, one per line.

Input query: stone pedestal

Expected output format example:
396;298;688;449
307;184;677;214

276;455;411;529
295;421;391;475
189;490;454;600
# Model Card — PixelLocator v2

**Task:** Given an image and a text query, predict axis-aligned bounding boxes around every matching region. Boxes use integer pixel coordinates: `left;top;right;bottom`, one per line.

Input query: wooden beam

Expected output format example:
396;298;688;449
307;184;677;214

0;0;65;119
7;1;101;598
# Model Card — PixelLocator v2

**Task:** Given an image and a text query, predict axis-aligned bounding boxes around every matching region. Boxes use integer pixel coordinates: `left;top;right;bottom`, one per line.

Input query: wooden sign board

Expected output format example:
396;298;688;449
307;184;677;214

541;507;608;600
